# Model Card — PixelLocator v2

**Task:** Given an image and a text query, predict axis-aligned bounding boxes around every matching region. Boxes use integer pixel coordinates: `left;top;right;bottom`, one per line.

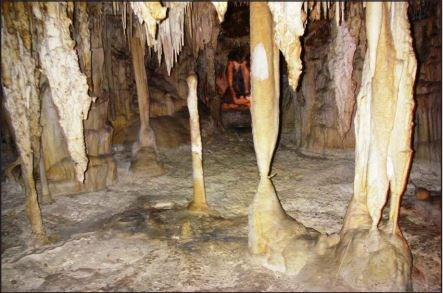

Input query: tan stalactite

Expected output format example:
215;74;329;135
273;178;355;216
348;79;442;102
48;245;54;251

268;2;306;90
1;2;45;237
342;2;417;233
366;2;397;229
386;2;417;235
186;73;209;212
36;2;94;183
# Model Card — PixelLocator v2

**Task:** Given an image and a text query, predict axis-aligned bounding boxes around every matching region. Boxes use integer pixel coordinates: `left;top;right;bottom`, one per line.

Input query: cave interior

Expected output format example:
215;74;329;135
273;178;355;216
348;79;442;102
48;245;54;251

1;1;442;292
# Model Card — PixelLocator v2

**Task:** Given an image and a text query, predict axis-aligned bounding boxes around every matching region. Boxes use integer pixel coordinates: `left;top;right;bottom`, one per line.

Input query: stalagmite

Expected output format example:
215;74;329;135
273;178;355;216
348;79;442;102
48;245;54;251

268;2;306;90
129;26;164;176
186;73;209;212
1;2;45;238
37;2;94;183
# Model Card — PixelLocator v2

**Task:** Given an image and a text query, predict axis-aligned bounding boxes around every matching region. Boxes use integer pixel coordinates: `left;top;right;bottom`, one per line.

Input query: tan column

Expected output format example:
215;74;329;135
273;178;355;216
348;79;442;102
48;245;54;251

342;2;417;234
248;2;286;254
186;73;209;212
129;27;164;176
130;30;156;150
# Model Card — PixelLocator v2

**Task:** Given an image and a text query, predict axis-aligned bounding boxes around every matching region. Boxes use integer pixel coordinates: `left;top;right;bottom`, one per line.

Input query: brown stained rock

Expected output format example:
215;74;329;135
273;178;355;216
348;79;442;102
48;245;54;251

129;148;165;177
415;187;431;201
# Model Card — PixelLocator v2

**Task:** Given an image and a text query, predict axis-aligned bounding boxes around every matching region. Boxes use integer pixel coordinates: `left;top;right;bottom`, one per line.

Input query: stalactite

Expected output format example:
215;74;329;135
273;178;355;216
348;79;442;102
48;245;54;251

36;2;95;182
342;2;417;235
386;2;417;235
74;2;92;88
130;2;167;47
268;2;306;90
154;2;189;75
210;1;227;23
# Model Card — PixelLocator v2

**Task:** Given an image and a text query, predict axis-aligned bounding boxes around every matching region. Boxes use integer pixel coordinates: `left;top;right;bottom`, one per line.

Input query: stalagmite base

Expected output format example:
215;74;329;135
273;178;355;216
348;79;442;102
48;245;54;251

186;73;209;213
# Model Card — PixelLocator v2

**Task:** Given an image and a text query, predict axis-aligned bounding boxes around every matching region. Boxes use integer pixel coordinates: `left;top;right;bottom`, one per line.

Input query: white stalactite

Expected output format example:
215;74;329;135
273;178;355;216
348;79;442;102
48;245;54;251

37;3;95;182
154;2;189;75
130;2;167;47
210;2;227;23
268;2;306;90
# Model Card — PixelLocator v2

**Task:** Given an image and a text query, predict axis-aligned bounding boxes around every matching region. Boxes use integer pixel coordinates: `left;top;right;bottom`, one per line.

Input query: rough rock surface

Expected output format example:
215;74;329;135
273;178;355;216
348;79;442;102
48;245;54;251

1;129;440;292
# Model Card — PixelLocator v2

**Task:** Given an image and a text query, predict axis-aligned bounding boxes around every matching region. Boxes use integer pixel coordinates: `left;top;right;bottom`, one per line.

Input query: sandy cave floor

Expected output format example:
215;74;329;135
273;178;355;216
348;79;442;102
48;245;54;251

1;128;441;292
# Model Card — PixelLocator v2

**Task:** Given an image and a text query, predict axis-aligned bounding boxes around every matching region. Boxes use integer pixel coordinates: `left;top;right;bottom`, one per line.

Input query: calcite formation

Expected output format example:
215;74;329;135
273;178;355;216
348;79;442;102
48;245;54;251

268;2;306;90
130;2;167;47
36;2;94;183
1;2;45;238
210;2;227;24
154;2;190;75
129;26;164;176
186;73;209;212
248;1;417;291
328;23;357;138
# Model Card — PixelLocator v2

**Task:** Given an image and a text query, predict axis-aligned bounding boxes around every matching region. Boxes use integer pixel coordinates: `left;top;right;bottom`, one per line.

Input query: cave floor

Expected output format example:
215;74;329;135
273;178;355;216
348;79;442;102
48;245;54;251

1;129;441;292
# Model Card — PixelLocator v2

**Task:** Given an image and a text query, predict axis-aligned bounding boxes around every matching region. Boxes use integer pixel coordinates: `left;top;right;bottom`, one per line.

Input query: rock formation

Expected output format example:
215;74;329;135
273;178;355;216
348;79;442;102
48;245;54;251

186;73;209;213
1;2;45;239
129;25;164;176
248;2;417;291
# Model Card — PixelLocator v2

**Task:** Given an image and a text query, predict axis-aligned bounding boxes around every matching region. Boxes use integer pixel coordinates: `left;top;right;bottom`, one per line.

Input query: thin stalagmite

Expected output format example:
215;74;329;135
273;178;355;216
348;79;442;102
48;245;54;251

186;73;209;212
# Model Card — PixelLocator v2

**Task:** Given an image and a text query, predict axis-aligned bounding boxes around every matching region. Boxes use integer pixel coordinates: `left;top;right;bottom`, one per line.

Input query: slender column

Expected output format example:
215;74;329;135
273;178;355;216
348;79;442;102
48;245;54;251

186;73;209;212
130;30;156;150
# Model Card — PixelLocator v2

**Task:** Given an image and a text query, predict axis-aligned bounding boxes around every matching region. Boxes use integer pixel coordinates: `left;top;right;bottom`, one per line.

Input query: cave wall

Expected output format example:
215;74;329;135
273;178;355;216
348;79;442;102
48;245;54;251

281;4;366;155
281;1;441;165
411;1;442;162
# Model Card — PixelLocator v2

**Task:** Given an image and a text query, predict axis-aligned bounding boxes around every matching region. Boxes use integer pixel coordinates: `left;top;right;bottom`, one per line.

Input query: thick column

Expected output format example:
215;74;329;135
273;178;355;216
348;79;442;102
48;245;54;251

186;73;209;212
248;1;286;255
129;27;164;176
335;3;416;291
342;2;417;234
